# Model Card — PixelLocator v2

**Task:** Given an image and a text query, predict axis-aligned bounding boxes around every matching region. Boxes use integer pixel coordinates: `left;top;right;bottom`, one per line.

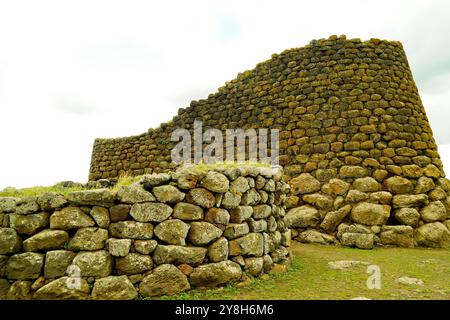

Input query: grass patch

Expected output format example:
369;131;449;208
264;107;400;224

111;173;142;192
0;185;86;198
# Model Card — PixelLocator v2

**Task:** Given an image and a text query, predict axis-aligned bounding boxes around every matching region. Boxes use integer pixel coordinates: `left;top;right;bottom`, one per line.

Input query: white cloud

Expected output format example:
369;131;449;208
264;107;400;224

1;0;450;188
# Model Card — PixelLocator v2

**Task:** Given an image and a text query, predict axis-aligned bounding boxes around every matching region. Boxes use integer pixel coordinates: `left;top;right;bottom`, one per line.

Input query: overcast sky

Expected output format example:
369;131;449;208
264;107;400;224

1;0;450;189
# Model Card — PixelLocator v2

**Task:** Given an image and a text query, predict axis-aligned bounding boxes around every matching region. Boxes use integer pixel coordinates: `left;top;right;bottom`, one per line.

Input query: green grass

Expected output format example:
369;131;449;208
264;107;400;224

0;185;86;198
162;242;450;300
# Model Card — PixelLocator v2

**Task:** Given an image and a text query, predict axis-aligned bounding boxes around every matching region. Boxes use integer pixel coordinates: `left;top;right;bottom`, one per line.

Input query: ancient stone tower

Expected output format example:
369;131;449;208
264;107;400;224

89;35;450;248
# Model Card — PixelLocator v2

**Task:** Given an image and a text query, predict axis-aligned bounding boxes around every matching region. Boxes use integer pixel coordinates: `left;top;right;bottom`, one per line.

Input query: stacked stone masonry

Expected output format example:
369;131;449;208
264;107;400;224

0;166;291;300
89;35;450;249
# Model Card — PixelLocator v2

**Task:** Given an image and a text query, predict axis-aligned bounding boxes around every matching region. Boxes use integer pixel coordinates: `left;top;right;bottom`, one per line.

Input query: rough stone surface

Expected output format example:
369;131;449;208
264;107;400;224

117;184;155;203
229;233;264;257
229;206;253;223
0;198;17;213
0;228;22;254
15;198;40;215
297;230;335;244
384;176;414;194
223;223;250;239
130;202;173;222
188;222;223;246
414;222;450;248
68;227;108;251
50;207;95;230
89;206;110;228
6;252;44;279
392;194;428;208
290;173;320;194
200;171;230;193
186;188;216;208
23;230;69;252
154;219;190;245
109;221;153;239
140;173;171;189
37;192;67;211
152;245;207;266
208;237;229;262
190;261;242;287
394;208;420;227
284;206;320;228
139;264;190;297
115;253;153;275
33;277;90;300
221;192;241;209
72;250;113;277
380;225;414;247
341;233;374;249
44;250;76;278
67;189;114;206
109;204;130;222
352;177;379;192
320;205;351;232
107;238;132;257
134;240;158;255
152;185;185;203
205;208;230;224
173;202;204;220
350;202;390;226
91;275;137;300
420;201;447;222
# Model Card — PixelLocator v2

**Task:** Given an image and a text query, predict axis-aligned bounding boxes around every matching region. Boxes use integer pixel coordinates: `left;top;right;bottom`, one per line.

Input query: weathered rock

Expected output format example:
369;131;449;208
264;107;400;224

154;219;190;245
92;275;137;300
424;164;441;178
0;255;8;277
9;213;50;235
244;257;264;276
284;206;320;228
229;206;252;223
152;245;207;266
429;187;447;201
290;173;320;194
337;223;372;239
252;204;271;219
6;280;32;300
230;176;250;193
176;171;198;189
89;206;110;228
68;227;108;251
173;202;204;220
44;250;76;278
350;202;390;226
67;189;114;206
240;188;261;205
420;201;447;222
152;185;185;203
223;223;250;239
380;225;414;247
23;229;69;252
396;276;424;286
369;191;393;204
140;173;171;189
414;177;435;194
394;208;420;227
200;171;230;193
297;230;335;244
117;184;155;203
37;193;67;211
6;252;44;279
229;233;264;256
139;264;190;297
109;221;153;239
115;253;153;275
327;179;350;196
383;176;413;194
188;222;223;246
352;177;379;192
134;239;158;255
0;197;17;213
341;233;374;249
320;205;352;232
221;192;241;209
208;237;228;262
328;260;369;270
73;250;113;277
0;228;22;254
130;202;173;223
0;279;10;299
392;194;428;208
339;166;368;178
50;207;95;230
303;193;333;209
345;190;369;202
248;219;267;232
109;204;130;222
205;208;230;224
190;261;242;287
414;222;450;248
270;247;289;263
15;197;40;215
33;277;90;300
107;238;132;257
186;188;216;208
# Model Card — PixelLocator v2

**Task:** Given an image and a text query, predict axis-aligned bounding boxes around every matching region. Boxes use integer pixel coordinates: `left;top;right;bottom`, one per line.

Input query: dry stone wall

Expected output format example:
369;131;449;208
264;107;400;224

88;35;450;248
0;166;290;300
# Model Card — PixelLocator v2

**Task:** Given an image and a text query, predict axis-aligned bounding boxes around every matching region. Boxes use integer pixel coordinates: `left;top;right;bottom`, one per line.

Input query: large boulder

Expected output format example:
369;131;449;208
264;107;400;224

23;230;69;252
15;197;40;215
383;176;414;194
37;192;67;212
223;223;250;239
341;233;374;249
190;261;242;287
152;185;185;203
230;176;250;193
9;213;50;235
33;277;90;300
240;189;261;206
252;204;272;219
130;202;173;222
352;177;379;192
134;240;158;255
320;205;351;232
380;225;414;247
205;208;230;225
200;171;230;193
115;253;153;275
327;179;350;196
117;184;155;203
44;250;76;278
6;252;44;279
109;221;153;239
303;193;333;210
350;202;390;226
392;194;428;208
173;202;204;220
289;173;320;195
415;177;435;194
284;206;320;228
152;245;207;266
188;222;223;246
50;207;95;230
107;238;132;257
221;192;241;209
67;189;114;206
297;230;335;244
208;237;229;262
420;201;447;222
91;275;137;300
186;188;216;208
68;227;108;251
394;208;420;227
139;264;190;297
414;222;450;248
228;233;264;257
140;173;171;189
72;250;113;277
89;206;110;229
229;206;252;223
109;204;130;222
0;228;22;254
154;219;190;245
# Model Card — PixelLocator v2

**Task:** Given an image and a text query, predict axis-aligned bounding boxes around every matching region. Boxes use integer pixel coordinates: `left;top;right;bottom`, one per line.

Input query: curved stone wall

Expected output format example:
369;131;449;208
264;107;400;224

0;166;290;300
88;35;450;248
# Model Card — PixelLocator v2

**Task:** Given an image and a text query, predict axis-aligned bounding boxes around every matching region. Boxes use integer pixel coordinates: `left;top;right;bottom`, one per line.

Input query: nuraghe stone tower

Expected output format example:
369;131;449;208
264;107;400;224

89;35;450;248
